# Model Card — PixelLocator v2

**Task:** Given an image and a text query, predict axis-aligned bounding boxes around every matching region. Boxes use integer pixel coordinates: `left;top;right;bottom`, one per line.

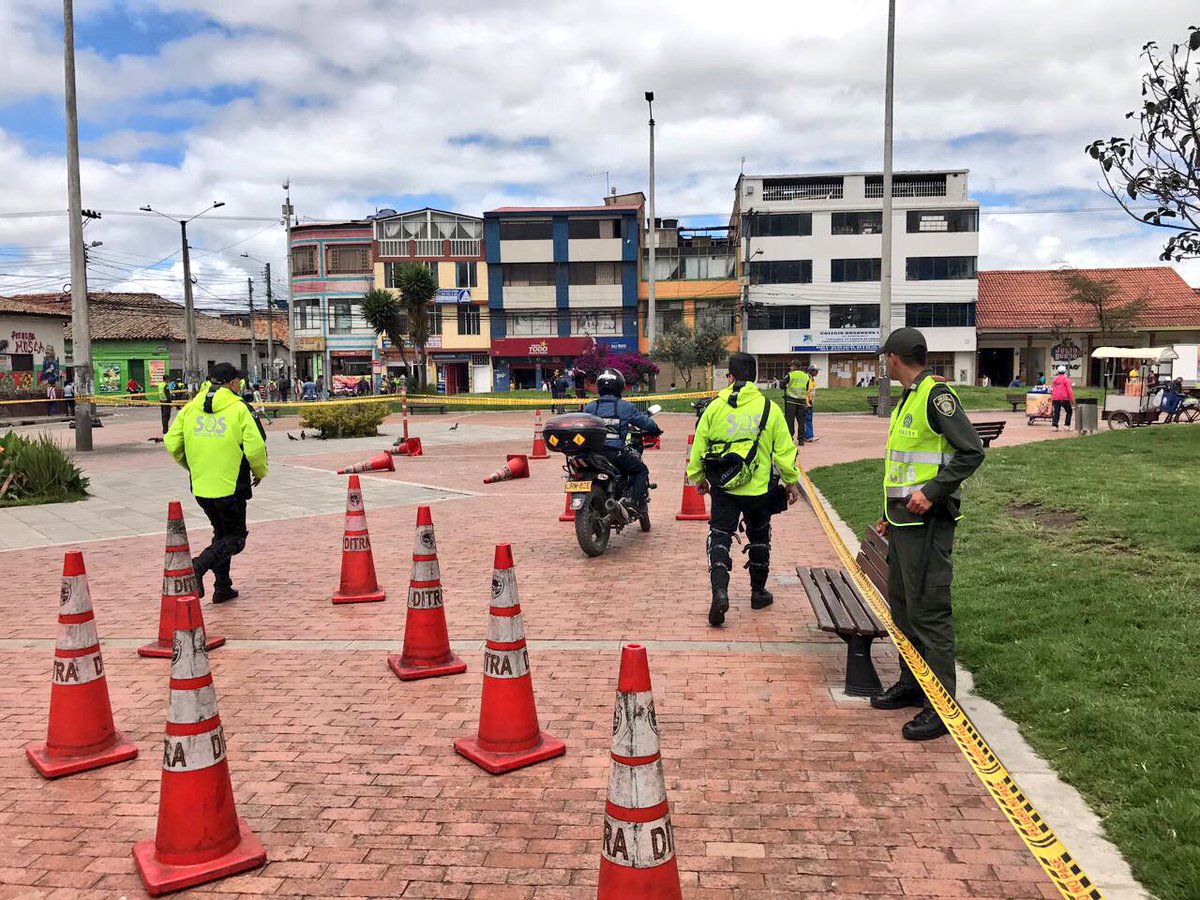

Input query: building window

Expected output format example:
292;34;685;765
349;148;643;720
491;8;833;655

568;262;621;285
506;312;558;336
328;299;353;334
696;300;738;334
831;258;881;282
501;263;556;286
385;261;438;288
905;256;978;281
427;306;443;336
499;220;553;241
926;352;955;379
642;248;736;280
865;173;947;198
748;305;811;330
749;259;813;285
567;218;619;239
907;209;978;233
291;245;318;276
747;213;812;237
761;176;844;201
457;305;481;335
905;303;976;328
831;212;883;235
758;358;796;384
456;261;477;288
325;244;371;275
829;304;880;329
570;310;620;336
294;299;321;331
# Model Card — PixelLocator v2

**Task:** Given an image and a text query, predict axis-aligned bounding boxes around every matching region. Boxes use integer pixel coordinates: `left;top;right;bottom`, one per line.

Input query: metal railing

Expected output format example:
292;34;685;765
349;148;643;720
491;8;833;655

865;180;948;198
415;239;442;257
378;239;409;258
449;239;480;257
761;181;844;202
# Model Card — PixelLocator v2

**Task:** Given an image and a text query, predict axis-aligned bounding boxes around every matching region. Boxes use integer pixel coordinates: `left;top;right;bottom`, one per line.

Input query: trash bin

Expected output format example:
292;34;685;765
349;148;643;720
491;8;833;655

1076;398;1098;434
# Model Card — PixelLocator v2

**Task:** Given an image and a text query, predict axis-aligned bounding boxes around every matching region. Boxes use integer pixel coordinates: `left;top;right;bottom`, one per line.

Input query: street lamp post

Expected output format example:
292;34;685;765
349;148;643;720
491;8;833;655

645;91;657;364
282;181;296;387
140;201;225;391
877;0;897;417
242;253;275;390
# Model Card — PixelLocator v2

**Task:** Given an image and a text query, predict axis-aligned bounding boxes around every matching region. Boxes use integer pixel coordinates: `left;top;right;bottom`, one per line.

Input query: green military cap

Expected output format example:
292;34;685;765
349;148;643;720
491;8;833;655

879;327;927;356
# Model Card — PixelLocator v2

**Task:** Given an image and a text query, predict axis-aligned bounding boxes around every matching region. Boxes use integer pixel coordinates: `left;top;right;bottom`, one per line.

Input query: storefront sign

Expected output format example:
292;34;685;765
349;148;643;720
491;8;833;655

596;337;634;352
426;335;443;350
296;336;326;352
147;359;166;386
490;336;594;358
790;329;881;353
1051;339;1081;363
331;350;370;359
435;288;472;304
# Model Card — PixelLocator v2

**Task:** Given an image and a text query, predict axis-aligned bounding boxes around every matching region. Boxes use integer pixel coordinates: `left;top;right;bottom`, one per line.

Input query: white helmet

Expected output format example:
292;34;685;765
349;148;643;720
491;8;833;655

1057;366;1067;374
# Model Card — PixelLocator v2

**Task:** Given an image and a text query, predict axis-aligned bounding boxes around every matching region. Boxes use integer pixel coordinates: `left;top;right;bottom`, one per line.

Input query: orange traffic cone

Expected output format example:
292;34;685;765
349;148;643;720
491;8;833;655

454;544;565;774
338;450;395;475
531;409;549;459
388;506;466;681
644;434;662;451
26;551;139;779
331;475;386;604
676;434;709;521
483;453;530;484
139;502;225;658
597;644;682;899
132;596;266;896
558;489;575;522
391;436;423;456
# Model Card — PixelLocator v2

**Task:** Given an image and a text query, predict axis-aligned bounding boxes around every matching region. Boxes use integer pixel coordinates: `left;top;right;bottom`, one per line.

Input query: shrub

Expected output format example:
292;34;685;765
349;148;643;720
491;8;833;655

300;403;389;439
0;431;89;505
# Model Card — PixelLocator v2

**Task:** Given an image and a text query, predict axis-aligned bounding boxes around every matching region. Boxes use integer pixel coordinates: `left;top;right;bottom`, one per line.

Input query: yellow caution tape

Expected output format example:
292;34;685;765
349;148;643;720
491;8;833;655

796;461;1103;900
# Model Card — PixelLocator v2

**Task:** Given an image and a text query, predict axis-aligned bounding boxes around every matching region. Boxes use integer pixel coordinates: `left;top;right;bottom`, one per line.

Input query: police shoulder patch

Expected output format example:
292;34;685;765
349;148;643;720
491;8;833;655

932;391;958;418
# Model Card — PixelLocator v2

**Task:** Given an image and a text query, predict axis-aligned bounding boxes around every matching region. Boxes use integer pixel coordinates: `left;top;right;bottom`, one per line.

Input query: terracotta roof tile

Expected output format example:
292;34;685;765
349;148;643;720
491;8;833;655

977;267;1200;330
0;296;71;318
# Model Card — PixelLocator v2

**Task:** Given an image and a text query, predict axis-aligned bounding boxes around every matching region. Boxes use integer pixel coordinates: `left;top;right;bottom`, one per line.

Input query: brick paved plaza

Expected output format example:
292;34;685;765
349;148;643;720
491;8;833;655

0;409;1074;898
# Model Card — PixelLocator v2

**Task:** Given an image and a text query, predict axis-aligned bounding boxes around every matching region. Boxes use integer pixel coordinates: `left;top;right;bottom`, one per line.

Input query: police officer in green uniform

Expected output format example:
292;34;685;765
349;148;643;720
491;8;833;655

165;363;268;603
157;378;174;435
870;328;984;741
783;359;811;445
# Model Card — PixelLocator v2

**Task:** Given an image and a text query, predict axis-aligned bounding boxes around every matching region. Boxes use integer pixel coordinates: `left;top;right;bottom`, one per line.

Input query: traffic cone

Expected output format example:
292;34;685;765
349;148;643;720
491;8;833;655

338;450;395;475
675;435;709;521
388;506;466;681
454;544;565;774
644;434;662;451
391;436;423;456
531;409;549;459
483;453;530;484
26;551;139;779
139;502;225;658
597;644;682;899
558;489;575;522
331;475;386;604
132;596;266;896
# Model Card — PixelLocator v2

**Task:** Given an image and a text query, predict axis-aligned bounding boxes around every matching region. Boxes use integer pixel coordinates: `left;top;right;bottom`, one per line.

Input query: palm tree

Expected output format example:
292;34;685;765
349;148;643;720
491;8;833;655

395;263;439;384
359;287;410;375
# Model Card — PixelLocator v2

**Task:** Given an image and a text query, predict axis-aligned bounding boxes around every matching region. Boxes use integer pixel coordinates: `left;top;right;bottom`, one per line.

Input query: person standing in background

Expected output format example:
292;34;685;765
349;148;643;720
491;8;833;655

782;359;811;446
157;378;174;434
804;365;819;443
63;380;75;418
1050;365;1074;431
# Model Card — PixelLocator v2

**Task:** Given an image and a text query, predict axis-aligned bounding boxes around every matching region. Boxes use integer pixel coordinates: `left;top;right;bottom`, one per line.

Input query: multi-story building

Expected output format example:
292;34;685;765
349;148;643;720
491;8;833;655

483;200;642;390
734;170;979;386
372;208;491;393
289;220;376;384
639;220;740;386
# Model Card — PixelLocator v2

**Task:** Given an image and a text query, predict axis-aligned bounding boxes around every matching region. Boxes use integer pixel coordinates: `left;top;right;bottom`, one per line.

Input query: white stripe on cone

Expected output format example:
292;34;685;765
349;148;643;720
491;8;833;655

408;586;444;609
490;569;520;609
482;646;530;679
57;620;99;651
601;813;677;869
607;759;668;808
612;691;660;759
161;727;226;773
50;650;105;685
169;684;218;724
411;558;440;583
487;613;525;645
58;575;92;616
414;525;437;556
171;628;212;680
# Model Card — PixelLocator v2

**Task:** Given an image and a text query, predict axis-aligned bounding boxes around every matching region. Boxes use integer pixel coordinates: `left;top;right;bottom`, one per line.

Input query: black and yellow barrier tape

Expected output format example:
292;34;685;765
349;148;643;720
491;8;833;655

796;461;1103;900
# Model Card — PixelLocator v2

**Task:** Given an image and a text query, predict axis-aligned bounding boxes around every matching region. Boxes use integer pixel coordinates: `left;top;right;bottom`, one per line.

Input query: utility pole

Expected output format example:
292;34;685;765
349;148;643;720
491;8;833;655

247;277;256;377
63;0;93;450
282;182;296;386
645;92;657;359
264;262;275;392
877;0;897;418
740;209;753;351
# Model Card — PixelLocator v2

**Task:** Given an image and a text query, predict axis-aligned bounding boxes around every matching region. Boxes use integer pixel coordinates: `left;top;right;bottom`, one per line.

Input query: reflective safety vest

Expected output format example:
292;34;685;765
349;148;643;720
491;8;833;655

884;376;961;526
158;381;170;403
784;369;811;400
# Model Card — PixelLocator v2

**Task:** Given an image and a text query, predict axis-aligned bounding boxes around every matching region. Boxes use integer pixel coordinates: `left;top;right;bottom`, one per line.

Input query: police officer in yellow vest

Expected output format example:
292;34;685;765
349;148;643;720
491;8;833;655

165;363;268;603
871;328;984;741
783;359;811;445
157;378;173;435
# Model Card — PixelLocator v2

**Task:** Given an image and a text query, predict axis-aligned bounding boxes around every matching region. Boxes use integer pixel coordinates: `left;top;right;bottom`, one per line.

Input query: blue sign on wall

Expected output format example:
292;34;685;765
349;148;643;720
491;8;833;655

596;337;634;353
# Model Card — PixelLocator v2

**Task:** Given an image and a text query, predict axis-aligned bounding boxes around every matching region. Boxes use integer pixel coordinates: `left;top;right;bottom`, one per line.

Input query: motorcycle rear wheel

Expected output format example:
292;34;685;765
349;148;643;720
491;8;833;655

575;500;611;556
638;498;651;532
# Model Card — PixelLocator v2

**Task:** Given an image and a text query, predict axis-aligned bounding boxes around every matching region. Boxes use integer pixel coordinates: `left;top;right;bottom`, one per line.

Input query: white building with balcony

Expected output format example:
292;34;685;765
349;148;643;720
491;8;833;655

735;170;979;386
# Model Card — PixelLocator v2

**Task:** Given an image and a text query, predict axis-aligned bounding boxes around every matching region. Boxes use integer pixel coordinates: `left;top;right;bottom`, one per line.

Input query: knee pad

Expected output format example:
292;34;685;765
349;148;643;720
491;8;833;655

707;527;735;571
743;541;771;569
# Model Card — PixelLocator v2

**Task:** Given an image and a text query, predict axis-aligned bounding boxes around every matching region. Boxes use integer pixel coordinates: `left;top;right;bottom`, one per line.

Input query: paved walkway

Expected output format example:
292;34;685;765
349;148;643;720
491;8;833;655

0;408;1089;898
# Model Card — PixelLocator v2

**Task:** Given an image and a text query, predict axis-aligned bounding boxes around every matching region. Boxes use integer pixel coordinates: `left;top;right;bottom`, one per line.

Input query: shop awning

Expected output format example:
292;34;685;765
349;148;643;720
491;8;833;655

1090;346;1179;362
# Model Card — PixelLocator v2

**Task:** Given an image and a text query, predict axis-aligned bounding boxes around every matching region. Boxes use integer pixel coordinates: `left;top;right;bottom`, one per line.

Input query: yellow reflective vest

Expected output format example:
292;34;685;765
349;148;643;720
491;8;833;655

164;385;267;499
784;369;811;400
884;376;960;526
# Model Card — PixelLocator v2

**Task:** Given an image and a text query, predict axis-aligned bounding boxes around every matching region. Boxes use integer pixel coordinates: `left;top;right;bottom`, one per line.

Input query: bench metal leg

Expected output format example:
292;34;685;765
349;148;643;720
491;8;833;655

842;635;882;697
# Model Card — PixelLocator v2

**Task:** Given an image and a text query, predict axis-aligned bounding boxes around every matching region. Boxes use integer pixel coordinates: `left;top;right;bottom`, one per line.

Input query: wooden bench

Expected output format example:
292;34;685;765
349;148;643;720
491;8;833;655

797;527;890;697
410;404;447;415
971;419;1006;447
1005;392;1025;412
865;395;898;414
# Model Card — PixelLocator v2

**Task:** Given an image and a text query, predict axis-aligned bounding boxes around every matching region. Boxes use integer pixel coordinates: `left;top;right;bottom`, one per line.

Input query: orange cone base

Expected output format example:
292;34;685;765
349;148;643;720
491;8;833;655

25;732;138;779
332;588;386;605
454;731;566;775
531;442;549;459
132;818;266;897
388;652;467;682
137;633;226;659
391;437;423;456
675;511;710;521
559;510;575;522
598;858;683;899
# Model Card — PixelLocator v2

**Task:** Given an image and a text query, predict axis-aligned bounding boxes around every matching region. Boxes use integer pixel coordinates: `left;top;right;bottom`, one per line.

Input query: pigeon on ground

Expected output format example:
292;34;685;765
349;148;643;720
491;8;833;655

449;422;459;431
300;431;306;440
287;433;299;441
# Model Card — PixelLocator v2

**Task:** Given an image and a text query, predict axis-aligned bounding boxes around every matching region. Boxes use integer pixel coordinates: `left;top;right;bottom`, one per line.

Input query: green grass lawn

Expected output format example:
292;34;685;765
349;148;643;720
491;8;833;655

808;426;1200;900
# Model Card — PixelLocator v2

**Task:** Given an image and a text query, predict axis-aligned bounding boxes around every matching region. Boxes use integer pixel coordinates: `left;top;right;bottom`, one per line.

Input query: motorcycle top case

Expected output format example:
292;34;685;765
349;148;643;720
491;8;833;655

544;412;609;454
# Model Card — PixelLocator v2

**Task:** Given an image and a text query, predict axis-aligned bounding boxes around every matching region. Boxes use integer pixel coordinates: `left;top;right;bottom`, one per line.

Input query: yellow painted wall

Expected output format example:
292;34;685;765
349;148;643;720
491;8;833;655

371;260;490;353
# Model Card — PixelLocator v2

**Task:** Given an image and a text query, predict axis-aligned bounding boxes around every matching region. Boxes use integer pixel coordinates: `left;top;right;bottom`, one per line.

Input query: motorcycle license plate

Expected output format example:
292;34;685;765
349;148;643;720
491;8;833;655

565;480;593;493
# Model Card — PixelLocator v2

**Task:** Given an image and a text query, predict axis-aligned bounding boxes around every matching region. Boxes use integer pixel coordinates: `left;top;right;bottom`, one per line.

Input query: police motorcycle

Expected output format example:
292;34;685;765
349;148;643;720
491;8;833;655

544;405;661;557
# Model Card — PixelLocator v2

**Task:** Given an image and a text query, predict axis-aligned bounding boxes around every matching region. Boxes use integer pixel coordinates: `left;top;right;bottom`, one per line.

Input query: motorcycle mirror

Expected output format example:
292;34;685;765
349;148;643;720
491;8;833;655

647;404;662;416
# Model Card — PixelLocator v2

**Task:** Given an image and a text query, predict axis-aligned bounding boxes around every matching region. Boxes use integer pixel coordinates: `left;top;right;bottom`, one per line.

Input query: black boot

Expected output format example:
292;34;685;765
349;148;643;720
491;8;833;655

192;558;206;599
708;587;729;627
870;681;925;710
902;707;948;741
749;566;773;610
212;587;239;604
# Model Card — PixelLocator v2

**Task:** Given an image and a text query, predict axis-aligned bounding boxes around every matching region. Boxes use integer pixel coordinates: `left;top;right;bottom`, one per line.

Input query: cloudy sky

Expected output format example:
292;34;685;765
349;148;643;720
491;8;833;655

1;0;1198;313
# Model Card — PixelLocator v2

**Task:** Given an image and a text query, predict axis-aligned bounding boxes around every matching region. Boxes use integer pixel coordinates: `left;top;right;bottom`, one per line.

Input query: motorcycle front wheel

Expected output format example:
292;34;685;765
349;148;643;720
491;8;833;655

575;497;611;557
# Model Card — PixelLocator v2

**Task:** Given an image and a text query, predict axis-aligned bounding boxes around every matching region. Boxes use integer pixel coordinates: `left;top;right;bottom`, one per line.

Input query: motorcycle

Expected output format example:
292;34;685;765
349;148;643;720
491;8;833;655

545;405;661;557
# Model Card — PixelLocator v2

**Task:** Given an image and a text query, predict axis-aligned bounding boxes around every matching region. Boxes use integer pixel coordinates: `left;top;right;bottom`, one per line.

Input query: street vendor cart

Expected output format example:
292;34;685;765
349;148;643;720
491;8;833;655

1090;346;1179;429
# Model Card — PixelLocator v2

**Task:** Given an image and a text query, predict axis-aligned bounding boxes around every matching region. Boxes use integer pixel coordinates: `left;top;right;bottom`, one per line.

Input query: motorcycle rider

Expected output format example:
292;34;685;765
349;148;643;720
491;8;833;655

583;368;662;521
